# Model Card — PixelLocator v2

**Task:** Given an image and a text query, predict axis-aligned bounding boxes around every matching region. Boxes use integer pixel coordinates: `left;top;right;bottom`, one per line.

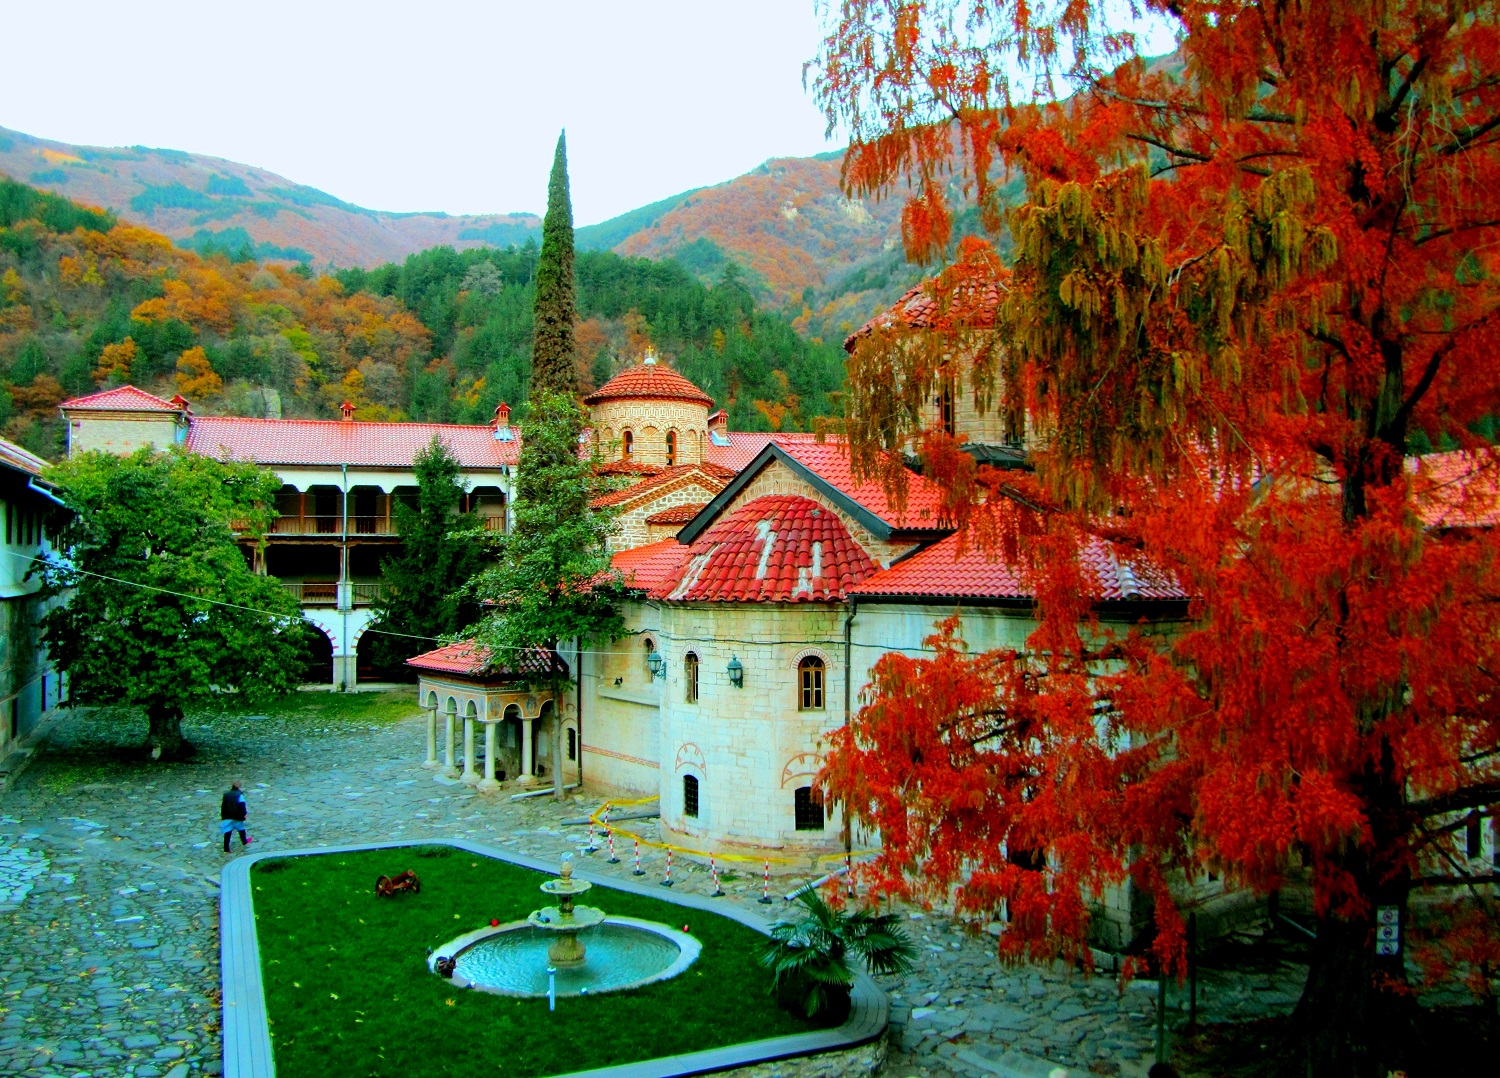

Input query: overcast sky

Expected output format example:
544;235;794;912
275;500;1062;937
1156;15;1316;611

1;1;1177;226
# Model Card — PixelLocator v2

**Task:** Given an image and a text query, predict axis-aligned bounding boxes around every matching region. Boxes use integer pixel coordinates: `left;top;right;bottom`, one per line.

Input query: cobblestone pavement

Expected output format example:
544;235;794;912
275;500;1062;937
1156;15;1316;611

0;696;1305;1078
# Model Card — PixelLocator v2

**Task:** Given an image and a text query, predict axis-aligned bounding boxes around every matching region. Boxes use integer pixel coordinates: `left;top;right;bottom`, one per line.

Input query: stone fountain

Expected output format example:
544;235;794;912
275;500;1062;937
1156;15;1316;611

526;861;606;967
428;859;702;998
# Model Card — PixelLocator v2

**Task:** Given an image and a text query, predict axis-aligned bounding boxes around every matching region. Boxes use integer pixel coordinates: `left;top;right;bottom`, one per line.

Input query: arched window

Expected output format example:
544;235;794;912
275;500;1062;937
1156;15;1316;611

566;727;577;762
643;637;656;679
622;430;634;458
683;774;700;818
684;651;699;704
665;430;677;466
794;786;825;831
799;656;825;710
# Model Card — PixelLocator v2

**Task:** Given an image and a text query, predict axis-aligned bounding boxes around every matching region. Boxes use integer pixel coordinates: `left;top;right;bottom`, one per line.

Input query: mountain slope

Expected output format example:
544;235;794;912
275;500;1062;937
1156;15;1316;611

0;126;542;268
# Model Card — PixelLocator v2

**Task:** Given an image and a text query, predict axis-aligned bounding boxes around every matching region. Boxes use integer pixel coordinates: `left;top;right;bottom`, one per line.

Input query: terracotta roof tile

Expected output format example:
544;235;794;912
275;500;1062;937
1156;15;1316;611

611;539;693;592
645;503;707;526
772;435;951;532
703;431;777;471
844;280;1005;353
590;463;734;509
659;495;878;603
405;642;562;679
0;436;51;476
583;361;715;407
850;531;1186;602
1412;450;1500;528
185;415;520;469
59;385;182;412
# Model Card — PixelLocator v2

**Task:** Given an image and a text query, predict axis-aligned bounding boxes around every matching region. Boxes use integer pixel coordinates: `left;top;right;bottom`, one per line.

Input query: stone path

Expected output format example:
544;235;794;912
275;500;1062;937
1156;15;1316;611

0;696;1306;1078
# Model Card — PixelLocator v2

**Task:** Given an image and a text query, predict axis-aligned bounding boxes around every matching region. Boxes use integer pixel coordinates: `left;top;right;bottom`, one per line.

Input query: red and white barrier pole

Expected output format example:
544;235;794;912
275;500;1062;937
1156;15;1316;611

585;818;597;853
710;854;725;897
661;848;673;887
632;837;645;876
607;827;619;864
759;857;772;904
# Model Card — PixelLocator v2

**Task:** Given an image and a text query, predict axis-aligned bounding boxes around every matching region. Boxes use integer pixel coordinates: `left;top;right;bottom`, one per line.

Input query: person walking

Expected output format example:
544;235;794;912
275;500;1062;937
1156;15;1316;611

220;781;251;852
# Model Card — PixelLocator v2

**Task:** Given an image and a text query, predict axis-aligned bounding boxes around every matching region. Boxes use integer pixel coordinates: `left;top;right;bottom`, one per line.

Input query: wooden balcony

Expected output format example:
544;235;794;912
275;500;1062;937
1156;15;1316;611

350;583;386;606
282;582;339;605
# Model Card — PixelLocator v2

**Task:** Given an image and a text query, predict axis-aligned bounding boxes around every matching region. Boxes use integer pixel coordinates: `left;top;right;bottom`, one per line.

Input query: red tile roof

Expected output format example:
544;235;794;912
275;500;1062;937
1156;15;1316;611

1412;450;1500;529
611;539;694;592
185;415;520;469
703;431;778;471
0;436;50;477
405;641;563;680
59;386;182;412
591;462;735;509
772;435;951;532
583;361;715;407
850;531;1186;602
660;495;878;603
844;281;1005;353
645;503;707;526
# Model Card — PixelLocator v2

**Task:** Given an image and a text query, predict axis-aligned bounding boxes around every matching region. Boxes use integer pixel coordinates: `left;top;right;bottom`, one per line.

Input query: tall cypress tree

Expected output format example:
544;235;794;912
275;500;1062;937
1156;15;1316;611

530;131;577;398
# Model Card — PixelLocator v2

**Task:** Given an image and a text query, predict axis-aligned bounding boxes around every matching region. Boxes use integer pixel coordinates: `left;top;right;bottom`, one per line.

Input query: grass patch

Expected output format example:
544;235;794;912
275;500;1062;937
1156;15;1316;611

215;687;417;727
251;848;826;1077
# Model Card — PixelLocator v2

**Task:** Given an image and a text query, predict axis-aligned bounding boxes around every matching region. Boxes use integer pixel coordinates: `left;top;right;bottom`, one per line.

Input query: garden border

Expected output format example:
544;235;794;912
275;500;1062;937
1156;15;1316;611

220;838;888;1078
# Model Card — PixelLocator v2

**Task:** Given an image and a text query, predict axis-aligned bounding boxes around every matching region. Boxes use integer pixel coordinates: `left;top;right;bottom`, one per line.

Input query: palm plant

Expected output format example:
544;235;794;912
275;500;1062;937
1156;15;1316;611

760;887;916;1021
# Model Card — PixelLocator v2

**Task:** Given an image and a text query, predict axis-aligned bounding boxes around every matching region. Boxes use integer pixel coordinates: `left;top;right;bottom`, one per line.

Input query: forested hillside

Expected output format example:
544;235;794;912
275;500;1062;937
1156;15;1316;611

0;178;844;459
337;244;846;432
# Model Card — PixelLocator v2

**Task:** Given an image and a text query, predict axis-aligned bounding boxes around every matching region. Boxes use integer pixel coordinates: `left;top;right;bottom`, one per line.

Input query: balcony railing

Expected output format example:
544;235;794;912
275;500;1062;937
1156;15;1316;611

269;516;343;536
479;515;506;533
350;583;386;606
282;582;339;605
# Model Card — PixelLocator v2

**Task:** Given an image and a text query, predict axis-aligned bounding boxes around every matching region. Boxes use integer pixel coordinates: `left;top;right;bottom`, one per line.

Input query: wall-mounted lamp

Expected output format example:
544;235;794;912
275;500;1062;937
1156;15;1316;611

647;650;665;679
727;655;744;688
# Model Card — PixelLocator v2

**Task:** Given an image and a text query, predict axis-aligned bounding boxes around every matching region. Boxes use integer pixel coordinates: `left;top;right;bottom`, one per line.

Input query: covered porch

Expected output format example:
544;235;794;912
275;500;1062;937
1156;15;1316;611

407;642;577;793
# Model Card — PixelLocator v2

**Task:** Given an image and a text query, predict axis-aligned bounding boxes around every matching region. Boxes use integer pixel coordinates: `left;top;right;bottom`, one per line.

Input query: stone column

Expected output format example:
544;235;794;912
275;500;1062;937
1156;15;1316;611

477;722;501;793
461;715;479;785
441;707;458;779
423;706;438;768
518;717;536;785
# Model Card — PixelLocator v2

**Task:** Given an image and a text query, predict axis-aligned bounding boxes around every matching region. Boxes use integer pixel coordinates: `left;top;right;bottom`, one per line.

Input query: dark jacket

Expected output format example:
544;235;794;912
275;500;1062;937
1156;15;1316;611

221;789;247;822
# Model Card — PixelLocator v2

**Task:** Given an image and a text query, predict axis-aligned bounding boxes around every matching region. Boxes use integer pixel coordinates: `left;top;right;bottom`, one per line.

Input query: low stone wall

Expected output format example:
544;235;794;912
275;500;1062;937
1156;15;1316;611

717;1037;886;1078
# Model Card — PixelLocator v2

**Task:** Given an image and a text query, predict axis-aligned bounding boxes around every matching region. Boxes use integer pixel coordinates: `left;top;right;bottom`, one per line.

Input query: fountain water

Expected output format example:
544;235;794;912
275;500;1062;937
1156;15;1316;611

428;860;701;998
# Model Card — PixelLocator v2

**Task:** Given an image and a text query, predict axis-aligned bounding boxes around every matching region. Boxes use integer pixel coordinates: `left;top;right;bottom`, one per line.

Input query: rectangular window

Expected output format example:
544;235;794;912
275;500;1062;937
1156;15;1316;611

683;774;699;818
794;786;825;831
799;659;824;710
566;727;577;762
1468;814;1483;859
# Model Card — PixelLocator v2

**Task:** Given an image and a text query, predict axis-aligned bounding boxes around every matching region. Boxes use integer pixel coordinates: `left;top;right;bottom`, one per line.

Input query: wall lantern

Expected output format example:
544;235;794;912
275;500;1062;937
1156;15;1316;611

727;655;744;688
647;650;665;679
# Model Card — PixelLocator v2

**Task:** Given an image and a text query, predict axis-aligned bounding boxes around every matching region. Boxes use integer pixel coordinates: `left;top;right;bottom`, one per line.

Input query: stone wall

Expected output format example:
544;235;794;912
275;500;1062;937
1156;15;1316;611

591;398;709;467
65;412;182;457
580;603;663;795
718;1039;886;1078
608;475;723;552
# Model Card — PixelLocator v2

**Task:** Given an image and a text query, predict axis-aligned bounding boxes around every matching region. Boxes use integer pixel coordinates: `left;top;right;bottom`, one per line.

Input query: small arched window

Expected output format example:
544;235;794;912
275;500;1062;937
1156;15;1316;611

665;430;677;466
622;430;634;458
683;774;700;818
799;656;825;710
794;786;825;831
684;651;700;704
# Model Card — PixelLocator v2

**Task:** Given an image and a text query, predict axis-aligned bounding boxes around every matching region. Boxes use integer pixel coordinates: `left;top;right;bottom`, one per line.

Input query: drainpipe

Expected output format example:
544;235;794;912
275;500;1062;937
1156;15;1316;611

340;463;349;691
843;599;856;866
575;638;584;788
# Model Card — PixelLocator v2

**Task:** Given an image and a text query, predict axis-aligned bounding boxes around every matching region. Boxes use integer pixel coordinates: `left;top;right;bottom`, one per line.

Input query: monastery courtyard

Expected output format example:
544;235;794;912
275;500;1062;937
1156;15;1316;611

0;693;1305;1078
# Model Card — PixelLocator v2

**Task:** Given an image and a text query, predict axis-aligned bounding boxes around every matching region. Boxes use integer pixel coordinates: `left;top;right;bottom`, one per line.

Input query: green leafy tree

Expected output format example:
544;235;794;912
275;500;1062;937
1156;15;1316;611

760;888;916;1021
40;449;308;760
470;391;622;796
364;436;487;674
530;131;577;397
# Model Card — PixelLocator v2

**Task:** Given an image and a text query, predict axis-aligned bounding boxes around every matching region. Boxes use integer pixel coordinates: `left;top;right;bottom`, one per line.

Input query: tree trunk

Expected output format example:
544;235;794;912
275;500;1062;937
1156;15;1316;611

1286;766;1416;1077
144;702;195;761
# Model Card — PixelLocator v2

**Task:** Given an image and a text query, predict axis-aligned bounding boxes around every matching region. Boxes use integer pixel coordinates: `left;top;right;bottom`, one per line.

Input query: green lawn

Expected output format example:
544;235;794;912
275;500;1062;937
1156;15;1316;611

251;847;826;1078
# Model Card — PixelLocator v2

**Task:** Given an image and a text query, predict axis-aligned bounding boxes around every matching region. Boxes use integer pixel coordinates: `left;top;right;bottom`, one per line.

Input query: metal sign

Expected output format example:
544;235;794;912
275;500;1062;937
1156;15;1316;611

1375;905;1400;956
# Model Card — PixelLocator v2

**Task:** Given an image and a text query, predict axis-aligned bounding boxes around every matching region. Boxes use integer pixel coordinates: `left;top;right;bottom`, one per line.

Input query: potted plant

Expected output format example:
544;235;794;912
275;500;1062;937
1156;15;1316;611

760;887;916;1022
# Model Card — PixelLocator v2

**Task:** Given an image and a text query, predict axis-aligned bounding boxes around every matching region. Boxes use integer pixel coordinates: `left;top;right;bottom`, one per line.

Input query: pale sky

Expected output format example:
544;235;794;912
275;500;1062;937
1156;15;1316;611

0;1;1178;226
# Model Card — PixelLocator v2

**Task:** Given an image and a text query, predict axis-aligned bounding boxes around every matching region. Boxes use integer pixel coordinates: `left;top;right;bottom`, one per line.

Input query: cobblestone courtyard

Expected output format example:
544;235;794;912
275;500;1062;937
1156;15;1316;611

0;694;1306;1078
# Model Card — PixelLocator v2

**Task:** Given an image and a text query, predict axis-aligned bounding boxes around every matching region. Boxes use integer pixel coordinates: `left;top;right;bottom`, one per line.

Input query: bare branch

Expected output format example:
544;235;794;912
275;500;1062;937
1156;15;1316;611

1409;779;1500;818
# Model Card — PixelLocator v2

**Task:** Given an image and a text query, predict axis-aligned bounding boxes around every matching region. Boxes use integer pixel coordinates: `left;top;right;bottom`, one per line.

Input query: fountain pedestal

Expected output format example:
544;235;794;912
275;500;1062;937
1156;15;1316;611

526;862;605;968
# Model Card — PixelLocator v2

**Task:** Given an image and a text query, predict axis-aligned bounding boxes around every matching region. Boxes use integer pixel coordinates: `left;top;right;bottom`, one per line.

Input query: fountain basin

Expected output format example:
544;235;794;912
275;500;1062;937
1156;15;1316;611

429;916;701;998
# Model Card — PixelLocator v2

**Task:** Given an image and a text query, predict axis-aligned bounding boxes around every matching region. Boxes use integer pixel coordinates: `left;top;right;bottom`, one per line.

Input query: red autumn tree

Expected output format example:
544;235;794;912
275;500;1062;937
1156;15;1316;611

814;2;1500;1074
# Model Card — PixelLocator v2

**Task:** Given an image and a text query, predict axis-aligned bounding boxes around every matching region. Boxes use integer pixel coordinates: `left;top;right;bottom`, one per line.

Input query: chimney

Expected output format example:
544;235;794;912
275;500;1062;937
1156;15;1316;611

340;400;355;422
169;393;192;414
642;348;658;366
494;401;511;428
708;409;728;435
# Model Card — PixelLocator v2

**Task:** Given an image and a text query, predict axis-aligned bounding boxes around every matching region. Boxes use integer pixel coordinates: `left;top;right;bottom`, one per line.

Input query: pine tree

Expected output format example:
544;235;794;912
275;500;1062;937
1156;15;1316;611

530;131;577;397
365;437;486;674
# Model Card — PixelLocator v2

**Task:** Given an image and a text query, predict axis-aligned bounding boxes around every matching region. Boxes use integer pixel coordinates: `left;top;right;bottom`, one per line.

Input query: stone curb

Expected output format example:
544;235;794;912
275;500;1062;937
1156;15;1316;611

219;837;888;1078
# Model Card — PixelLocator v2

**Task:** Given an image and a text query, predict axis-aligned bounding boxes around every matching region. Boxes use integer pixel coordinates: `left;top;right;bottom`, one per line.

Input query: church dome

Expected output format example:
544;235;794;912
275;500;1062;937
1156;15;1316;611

584;351;714;407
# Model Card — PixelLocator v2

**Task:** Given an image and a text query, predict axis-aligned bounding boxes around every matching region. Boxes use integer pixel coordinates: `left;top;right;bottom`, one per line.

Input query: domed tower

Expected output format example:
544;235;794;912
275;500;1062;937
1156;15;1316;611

583;350;714;468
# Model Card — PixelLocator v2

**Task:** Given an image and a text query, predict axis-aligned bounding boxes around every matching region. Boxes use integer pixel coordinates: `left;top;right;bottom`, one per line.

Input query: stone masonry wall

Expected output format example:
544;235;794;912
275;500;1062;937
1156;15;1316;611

608;476;722;552
591;398;709;467
66;413;180;458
